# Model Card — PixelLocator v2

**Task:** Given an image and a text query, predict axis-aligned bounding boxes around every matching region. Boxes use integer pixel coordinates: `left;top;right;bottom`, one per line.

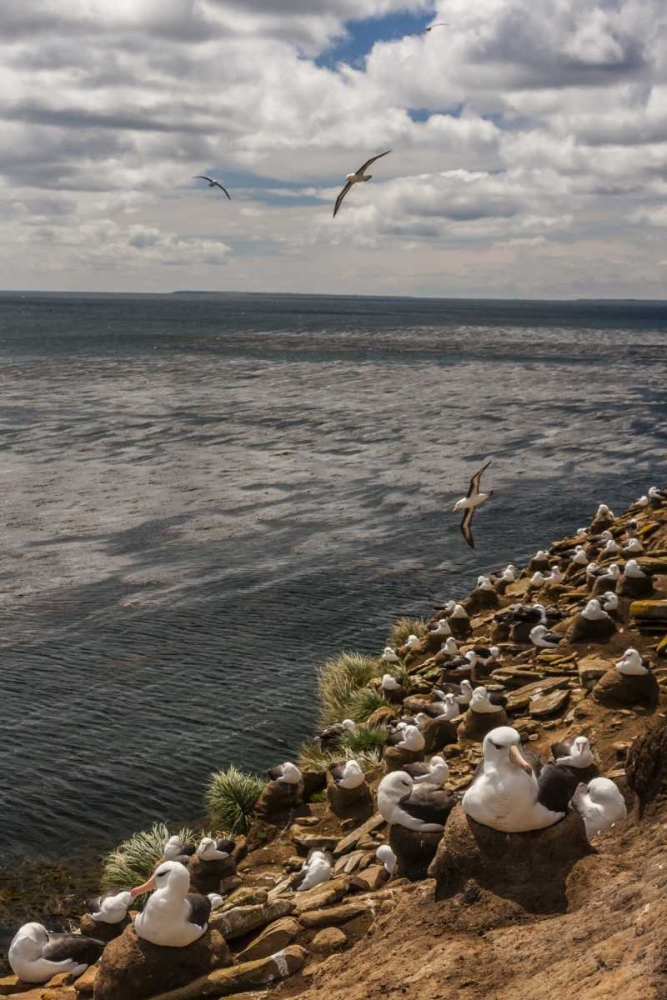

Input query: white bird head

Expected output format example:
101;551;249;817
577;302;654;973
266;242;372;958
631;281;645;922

530;572;545;587
428;756;449;779
406;634;420;647
534;550;547;560
378;771;413;805
460;679;473;699
382;646;399;660
586;777;624;805
595;504;611;517
502;564;517;581
602;591;618;610
442;637;459;655
615;648;647;675
131;860;190;900
382;673;401;690
624;559;645;578
397;724;425;750
342;719;356;731
573;736;591;758
451;604;468;619
482;727;532;774
582;599;607;620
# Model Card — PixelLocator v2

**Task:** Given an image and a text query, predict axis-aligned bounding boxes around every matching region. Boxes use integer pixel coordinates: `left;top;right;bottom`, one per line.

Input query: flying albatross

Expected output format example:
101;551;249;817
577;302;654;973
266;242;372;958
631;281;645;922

333;150;391;218
193;176;232;200
452;460;494;548
425;22;449;30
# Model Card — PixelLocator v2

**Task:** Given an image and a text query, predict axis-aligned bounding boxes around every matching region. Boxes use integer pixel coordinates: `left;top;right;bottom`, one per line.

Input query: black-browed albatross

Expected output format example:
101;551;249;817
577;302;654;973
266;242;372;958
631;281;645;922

333;150;391;217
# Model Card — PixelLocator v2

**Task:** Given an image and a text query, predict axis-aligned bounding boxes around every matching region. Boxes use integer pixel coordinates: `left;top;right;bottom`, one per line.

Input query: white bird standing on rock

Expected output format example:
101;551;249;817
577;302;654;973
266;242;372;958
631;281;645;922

430;618;451;636
333;150;391;217
440;637;459;656
572;778;627;839
553;736;595;770
377;772;452;831
297;850;333;892
501;564;517;582
405;634;421;649
269;762;303;784
571;546;589;566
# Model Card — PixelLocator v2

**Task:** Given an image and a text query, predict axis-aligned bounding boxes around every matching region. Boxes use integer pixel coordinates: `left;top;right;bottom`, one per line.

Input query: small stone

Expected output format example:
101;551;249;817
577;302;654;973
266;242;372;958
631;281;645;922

311;927;348;954
234;916;302;963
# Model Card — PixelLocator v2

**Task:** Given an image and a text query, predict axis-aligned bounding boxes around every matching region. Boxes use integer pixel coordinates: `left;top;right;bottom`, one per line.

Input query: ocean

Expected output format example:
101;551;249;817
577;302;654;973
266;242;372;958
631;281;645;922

0;291;665;864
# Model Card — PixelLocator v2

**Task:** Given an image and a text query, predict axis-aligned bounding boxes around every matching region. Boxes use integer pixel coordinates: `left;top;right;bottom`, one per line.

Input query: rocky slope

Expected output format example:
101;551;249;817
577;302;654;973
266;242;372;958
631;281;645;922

2;496;667;1000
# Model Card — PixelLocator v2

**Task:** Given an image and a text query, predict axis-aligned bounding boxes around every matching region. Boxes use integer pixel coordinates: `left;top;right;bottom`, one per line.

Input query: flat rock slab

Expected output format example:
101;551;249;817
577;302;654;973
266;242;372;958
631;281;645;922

333;813;386;857
349;865;389;893
490;666;545;688
148;945;307;1000
529;688;570;718
578;655;613;689
293;878;350;914
290;831;339;854
630;600;667;621
299;903;370;930
233;917;302;964
210;900;294;941
506;676;572;714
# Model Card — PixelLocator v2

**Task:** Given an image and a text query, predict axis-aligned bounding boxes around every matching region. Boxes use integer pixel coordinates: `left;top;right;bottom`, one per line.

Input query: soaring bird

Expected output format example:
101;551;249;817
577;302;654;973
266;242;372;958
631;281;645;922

333;151;391;218
452;461;494;548
425;22;449;30
193;176;231;200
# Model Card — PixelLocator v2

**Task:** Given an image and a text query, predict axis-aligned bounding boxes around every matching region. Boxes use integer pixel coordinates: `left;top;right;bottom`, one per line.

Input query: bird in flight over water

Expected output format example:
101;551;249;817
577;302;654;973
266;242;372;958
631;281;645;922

333;151;391;218
452;461;494;548
193;176;232;200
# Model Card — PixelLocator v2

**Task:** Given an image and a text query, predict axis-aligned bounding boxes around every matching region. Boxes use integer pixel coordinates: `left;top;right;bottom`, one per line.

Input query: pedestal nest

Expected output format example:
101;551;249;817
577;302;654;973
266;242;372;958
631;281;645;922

593;668;659;709
327;782;374;823
80;912;130;943
389;824;446;881
428;804;592;913
93;925;232;1000
188;854;237;896
383;746;424;772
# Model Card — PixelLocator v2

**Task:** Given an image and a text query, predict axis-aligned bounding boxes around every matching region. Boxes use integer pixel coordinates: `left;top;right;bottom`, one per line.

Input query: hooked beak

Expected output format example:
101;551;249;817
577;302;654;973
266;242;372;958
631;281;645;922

509;745;533;775
130;876;156;899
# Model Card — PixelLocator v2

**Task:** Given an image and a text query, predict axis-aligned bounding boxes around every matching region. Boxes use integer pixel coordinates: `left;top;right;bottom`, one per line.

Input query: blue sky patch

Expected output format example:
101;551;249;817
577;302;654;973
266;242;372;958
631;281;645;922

316;8;435;70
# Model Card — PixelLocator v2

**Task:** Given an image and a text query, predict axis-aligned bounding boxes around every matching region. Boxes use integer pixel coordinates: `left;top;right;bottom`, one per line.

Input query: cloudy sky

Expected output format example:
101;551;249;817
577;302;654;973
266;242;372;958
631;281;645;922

2;0;667;298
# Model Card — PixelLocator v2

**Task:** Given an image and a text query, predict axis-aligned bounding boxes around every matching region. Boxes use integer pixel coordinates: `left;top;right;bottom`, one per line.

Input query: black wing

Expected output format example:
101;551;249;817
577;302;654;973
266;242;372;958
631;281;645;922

215;837;236;854
186;893;212;928
267;765;284;781
399;787;455;826
212;182;232;200
358;149;392;174
550;739;573;760
403;762;431;778
460;506;476;548
536;762;578;813
329;763;346;783
194;175;213;182
43;934;104;965
333;181;352;218
466;460;491;499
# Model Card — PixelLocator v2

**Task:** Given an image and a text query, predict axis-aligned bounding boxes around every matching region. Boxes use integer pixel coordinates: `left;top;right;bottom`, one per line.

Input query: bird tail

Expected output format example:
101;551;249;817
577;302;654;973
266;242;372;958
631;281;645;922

364;175;372;181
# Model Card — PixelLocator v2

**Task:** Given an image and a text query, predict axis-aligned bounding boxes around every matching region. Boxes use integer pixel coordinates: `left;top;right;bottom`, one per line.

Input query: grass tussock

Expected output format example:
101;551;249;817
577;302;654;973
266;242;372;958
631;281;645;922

205;765;264;835
317;651;383;727
298;724;387;773
348;687;390;722
102;822;197;895
387;617;429;648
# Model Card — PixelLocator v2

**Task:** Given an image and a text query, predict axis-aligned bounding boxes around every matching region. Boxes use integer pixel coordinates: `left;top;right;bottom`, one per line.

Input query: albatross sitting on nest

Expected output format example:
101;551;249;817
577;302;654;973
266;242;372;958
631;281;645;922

131;861;223;947
378;771;455;831
9;924;104;984
462;726;575;833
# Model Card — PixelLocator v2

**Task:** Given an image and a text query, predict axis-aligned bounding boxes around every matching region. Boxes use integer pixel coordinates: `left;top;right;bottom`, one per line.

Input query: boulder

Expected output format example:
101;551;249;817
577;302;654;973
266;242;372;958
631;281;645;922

578;656;613;690
233;916;302;963
290;829;339;854
327;782;374;824
420;717;459;755
80;913;130;944
428;805;591;913
187;854;236;896
142;945;307;1000
566;614;616;643
333;813;386;857
630;600;667;622
389;823;445;882
220;886;267;911
457;707;508;742
593;668;659;709
254;779;303;822
349;865;390;893
310;927;347;954
93;925;231;1000
529;689;570;718
383;746;424;772
299;903;370;930
505;676;572;714
209;899;294;941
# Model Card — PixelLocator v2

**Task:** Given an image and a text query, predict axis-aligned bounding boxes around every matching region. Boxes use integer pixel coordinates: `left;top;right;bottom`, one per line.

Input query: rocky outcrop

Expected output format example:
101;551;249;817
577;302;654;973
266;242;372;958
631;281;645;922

93;926;232;1000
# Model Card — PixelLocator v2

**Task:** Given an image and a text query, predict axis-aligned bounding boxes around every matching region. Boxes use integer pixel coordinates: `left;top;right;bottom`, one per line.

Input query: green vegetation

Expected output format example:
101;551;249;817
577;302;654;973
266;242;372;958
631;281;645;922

101;822;197;895
317;651;383;727
205;765;264;835
348;687;389;722
387;617;428;648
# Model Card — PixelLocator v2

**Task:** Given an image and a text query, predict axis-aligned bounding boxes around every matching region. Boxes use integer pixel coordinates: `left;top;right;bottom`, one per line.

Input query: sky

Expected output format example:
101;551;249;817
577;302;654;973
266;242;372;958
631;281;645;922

1;0;667;298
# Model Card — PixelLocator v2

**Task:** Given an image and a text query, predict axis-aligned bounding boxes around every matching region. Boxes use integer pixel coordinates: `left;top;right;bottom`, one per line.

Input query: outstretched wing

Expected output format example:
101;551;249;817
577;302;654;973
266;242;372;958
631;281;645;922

194;175;213;183
213;182;232;199
333;181;352;217
460;506;476;548
358;149;392;174
466;460;491;499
